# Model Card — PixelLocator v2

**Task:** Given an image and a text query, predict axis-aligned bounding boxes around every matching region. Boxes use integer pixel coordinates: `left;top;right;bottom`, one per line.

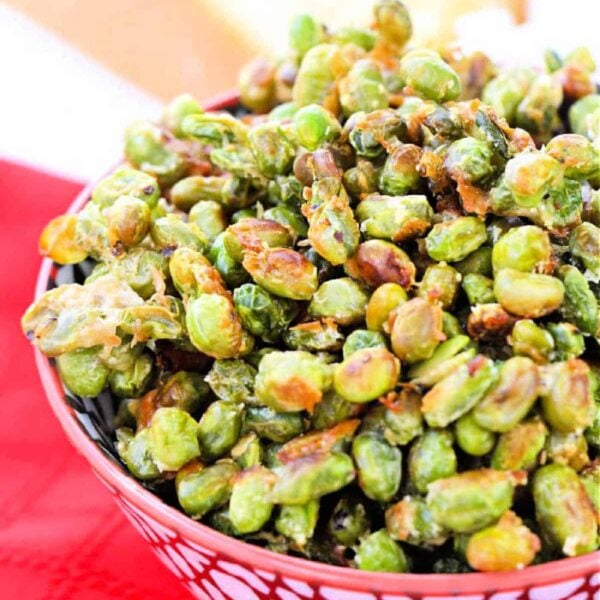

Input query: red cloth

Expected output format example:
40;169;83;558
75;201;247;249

0;160;185;599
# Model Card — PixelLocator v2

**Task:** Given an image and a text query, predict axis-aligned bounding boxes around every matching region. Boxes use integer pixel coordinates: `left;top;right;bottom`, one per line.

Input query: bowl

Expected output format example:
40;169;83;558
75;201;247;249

33;92;600;600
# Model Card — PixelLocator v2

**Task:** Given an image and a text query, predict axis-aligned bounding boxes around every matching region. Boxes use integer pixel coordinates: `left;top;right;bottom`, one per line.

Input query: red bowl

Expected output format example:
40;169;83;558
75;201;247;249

34;91;600;600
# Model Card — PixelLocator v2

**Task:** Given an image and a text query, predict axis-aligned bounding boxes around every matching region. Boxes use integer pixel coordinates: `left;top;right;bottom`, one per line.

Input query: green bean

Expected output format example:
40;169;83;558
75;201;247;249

289;14;325;57
386;496;447;548
504;150;561;207
244;406;305;443
56;347;110;397
357;194;432;243
427;469;526;533
186;294;246;359
198;400;244;461
307;196;360;266
243;247;319;300
156;371;210;414
390;298;445;364
445;137;495;184
545;133;600;180
334;347;400;403
540;359;594;433
249;122;296;178
570;222;600;277
546;430;590;472
558;265;599;335
328;497;370;546
399;49;461;103
491;419;547;471
365;282;407;332
234;284;299;343
346;239;416;289
124;121;186;186
462;273;495;305
373;0;412;49
255;350;332;412
422;355;498;428
408;428;457;493
293;104;341;151
270;452;355;504
579;461;600;517
491;225;552;273
425;217;487;263
229;467;275;534
92;166;160;209
473;357;540;432
407;335;473;387
108;353;154;399
161;93;202;138
308;278;369;325
568;93;600;140
494;269;564;319
149;407;201;471
311;391;361;431
275;500;320;546
508;319;554;364
533;464;597;556
205;360;256;404
176;461;240;519
188;201;227;242
239;58;276;114
118;428;160;480
453;246;493;277
342;329;387;359
417;263;461;309
547;322;585;361
355;529;408;573
382;389;424;446
340;59;388;117
455;412;496;456
230;432;262;468
283;320;344;352
353;432;402;501
465;511;540;571
482;69;534;122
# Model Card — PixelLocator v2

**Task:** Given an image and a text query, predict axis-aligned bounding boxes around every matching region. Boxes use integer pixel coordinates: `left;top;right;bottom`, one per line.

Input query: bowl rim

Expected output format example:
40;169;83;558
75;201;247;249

33;89;600;595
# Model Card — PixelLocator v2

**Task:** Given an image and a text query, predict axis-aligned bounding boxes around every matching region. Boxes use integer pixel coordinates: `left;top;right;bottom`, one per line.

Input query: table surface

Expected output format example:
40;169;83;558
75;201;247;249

0;159;188;599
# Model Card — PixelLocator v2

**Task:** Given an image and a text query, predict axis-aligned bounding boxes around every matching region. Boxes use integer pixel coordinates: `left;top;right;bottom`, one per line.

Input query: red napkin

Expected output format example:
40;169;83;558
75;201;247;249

0;160;186;599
